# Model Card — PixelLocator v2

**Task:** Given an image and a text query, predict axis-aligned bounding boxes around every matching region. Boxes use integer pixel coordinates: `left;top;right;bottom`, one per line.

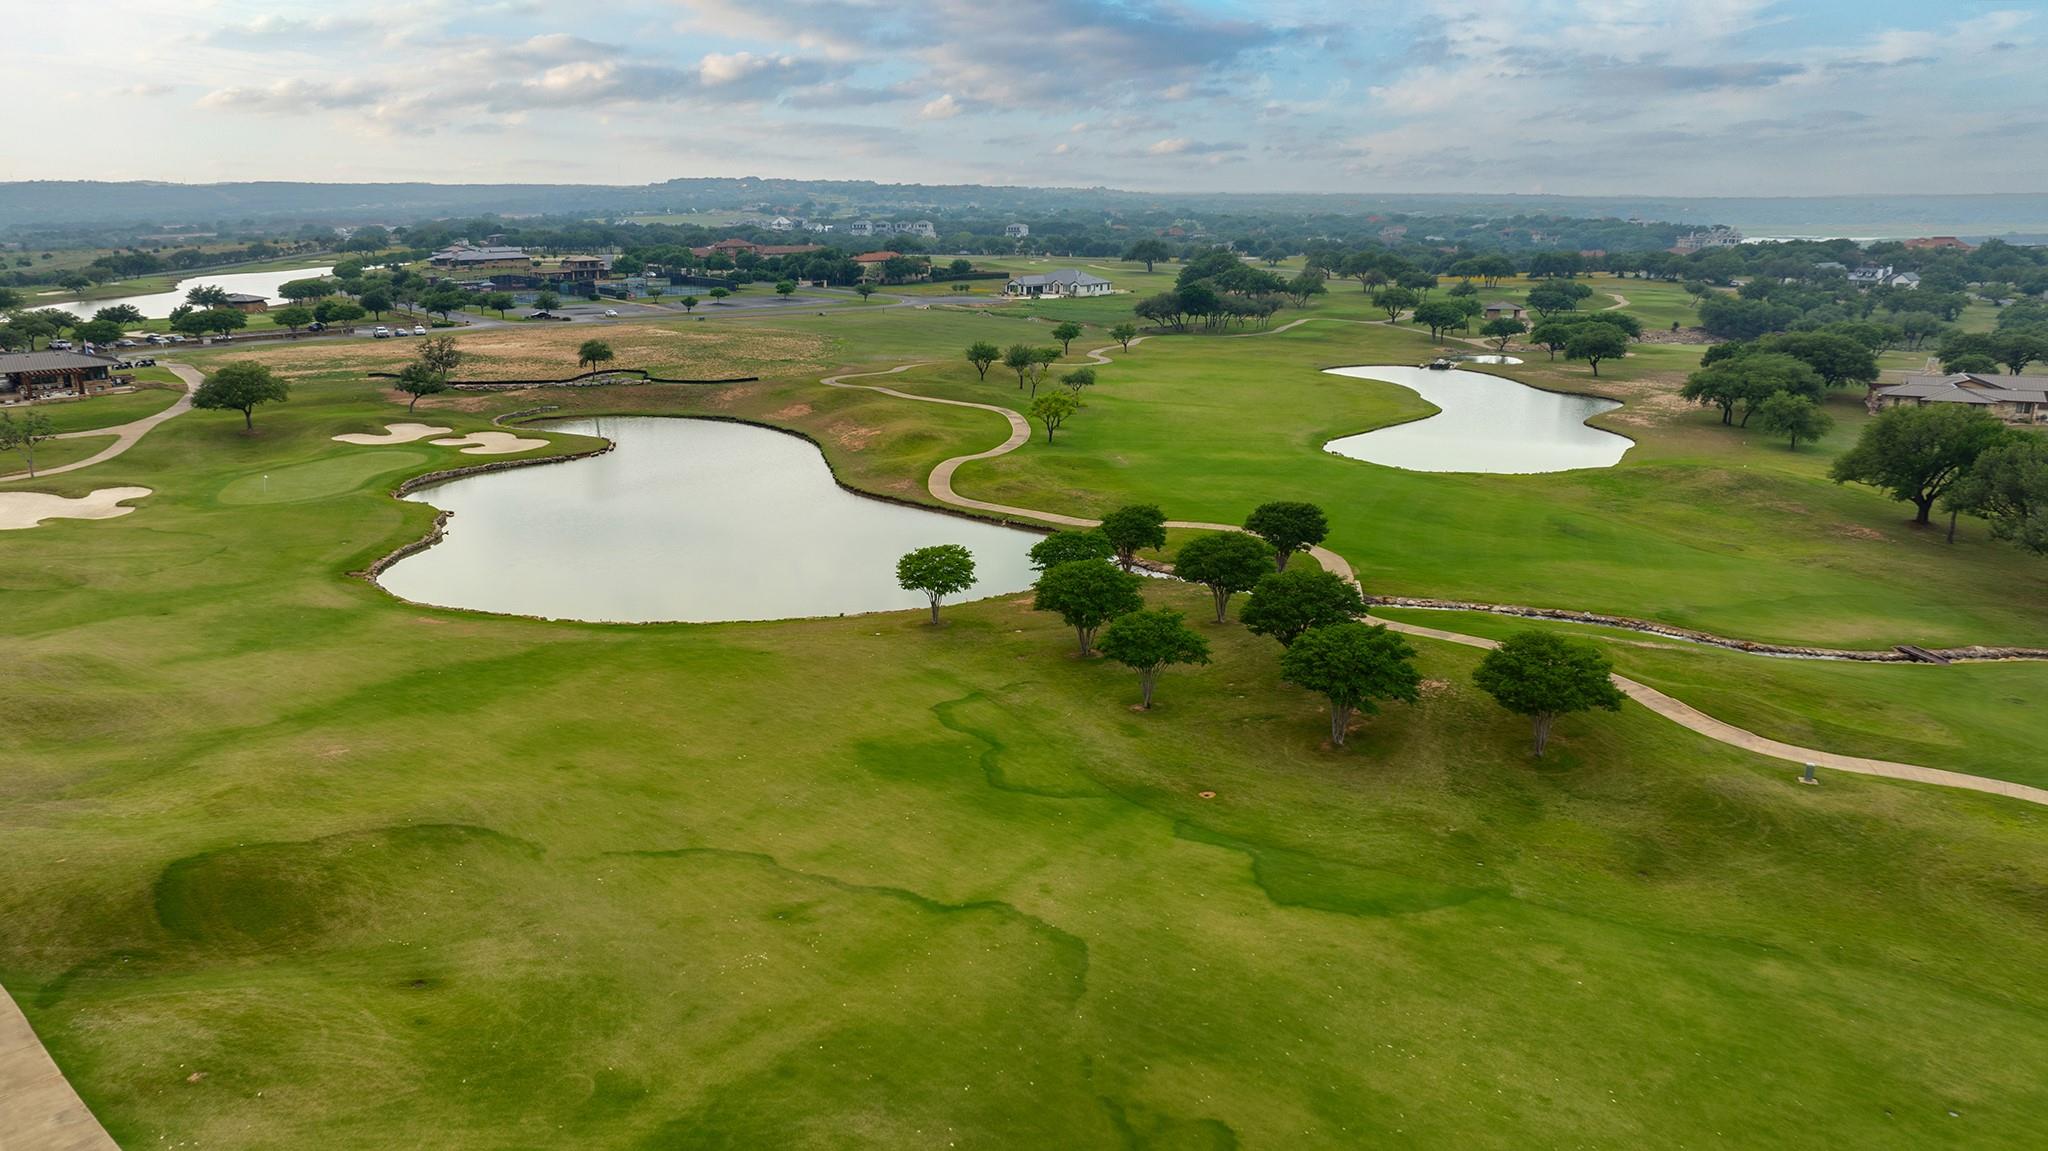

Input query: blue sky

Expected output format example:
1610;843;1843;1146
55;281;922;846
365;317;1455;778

12;1;2044;195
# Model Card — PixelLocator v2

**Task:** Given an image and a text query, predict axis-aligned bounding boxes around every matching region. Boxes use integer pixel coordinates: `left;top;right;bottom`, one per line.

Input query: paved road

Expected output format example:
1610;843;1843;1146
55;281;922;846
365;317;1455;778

1;363;203;485
823;343;2048;810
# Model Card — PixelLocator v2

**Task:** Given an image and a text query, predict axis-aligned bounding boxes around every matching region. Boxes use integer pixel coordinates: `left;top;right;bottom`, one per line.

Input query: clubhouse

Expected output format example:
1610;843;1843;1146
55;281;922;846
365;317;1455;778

1872;373;2048;423
1004;269;1113;298
0;350;125;402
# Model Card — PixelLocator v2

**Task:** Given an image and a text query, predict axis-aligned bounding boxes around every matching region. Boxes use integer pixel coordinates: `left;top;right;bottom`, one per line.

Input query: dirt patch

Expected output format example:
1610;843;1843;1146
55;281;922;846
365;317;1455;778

1833;522;1887;541
831;421;883;450
228;323;833;384
770;403;814;419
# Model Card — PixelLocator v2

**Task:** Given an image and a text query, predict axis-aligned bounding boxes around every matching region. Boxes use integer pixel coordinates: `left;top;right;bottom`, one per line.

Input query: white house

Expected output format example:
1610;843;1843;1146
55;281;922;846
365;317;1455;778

1005;269;1113;298
848;220;875;237
1004;223;1030;238
906;220;937;239
1848;265;1920;290
768;216;795;232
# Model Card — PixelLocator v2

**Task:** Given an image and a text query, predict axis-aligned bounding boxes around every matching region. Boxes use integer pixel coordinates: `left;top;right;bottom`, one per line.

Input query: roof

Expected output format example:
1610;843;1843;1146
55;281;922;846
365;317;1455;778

1484;300;1523;309
433;245;529;263
1007;269;1112;288
224;292;267;303
1879;374;2048;405
0;350;122;374
854;251;903;263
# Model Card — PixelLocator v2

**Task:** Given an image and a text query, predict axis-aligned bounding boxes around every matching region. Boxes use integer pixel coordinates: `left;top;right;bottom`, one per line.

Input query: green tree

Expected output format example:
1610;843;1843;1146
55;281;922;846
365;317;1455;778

421;288;465;320
1411;299;1467;341
393;362;447;413
1109;322;1138;350
1033;559;1144;655
577;339;615;371
1526;319;1576;360
1947;436;2048;554
896;543;977;624
1472;631;1625;756
1029;529;1115;570
708;287;730;303
1240;567;1365;647
1051;321;1083;355
775;280;797;300
1243;501;1328;571
317;299;366;327
1376;286;1417;321
679;295;699;313
854;284;875;300
92;304;144;327
1030;390;1081;444
1060;367;1096;393
277;277;334;303
1279;622;1421;746
1680;353;1823;427
1173;531;1273;622
535;290;561;312
1564;322;1628;376
1123;238;1172;273
1761;332;1879;392
192;360;289;430
484;292;516;317
1098;609;1211;709
73;319;122;347
0;409;58;476
185;284;230;308
1027;346;1060;395
1830;404;2008;525
1754;391;1833;451
272;305;314;334
1003;343;1034;389
359;288;392;318
1098;504;1167;571
1479;316;1526;352
966;340;1000;381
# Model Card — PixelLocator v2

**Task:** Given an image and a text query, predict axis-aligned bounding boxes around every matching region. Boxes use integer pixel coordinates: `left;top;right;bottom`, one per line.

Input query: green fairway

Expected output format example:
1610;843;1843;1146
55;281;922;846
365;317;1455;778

16;386;183;434
5;289;2048;1149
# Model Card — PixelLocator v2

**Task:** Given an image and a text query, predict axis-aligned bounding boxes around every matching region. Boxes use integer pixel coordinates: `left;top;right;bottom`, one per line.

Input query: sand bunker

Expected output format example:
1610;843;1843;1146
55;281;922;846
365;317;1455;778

0;486;152;530
430;432;548;455
333;423;453;445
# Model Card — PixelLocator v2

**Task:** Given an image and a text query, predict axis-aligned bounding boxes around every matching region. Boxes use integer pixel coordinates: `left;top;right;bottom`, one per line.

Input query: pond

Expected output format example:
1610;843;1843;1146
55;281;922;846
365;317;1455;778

1323;365;1631;474
376;416;1044;623
50;264;335;320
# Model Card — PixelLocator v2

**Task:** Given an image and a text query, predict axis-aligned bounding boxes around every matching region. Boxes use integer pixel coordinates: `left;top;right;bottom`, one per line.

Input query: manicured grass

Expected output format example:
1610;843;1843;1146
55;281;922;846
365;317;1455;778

13;387;182;434
0;433;118;476
6;295;2048;1149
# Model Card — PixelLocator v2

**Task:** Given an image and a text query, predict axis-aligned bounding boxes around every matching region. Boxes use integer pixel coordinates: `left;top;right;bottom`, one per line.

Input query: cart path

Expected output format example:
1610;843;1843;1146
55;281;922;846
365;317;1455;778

0;984;118;1151
821;346;2048;810
0;362;203;484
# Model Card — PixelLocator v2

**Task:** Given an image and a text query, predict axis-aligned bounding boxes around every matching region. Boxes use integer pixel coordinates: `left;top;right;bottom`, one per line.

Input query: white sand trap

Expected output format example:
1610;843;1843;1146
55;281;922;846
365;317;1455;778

333;422;453;445
430;432;548;455
0;486;153;531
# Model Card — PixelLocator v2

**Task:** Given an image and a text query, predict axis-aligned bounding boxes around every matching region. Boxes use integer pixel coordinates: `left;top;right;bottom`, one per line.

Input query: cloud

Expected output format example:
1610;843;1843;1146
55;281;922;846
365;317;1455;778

1147;138;1244;156
200;78;390;112
920;93;963;120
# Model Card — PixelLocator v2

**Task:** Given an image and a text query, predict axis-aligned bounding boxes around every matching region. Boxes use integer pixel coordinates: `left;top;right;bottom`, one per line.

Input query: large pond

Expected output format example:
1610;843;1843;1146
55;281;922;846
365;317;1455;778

1323;365;1631;474
377;416;1043;623
49;264;334;320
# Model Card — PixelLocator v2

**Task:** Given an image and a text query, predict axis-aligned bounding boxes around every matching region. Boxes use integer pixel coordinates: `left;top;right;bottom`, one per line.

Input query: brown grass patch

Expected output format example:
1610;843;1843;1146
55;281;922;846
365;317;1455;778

770;403;814;419
830;421;884;450
227;323;833;383
1833;523;1888;541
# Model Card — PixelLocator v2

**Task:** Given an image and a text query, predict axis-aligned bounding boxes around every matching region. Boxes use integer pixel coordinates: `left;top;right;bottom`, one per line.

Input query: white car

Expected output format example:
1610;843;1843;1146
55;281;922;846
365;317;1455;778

373;326;391;339
50;339;72;350
412;325;427;335
603;308;619;317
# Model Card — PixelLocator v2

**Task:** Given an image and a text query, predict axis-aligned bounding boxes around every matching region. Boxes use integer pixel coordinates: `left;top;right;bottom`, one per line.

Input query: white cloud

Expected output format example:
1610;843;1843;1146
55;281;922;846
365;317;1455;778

920;93;963;120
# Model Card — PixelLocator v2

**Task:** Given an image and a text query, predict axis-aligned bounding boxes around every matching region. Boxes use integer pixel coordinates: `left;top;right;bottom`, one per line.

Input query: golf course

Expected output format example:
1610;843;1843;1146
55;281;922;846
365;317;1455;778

6;267;2048;1149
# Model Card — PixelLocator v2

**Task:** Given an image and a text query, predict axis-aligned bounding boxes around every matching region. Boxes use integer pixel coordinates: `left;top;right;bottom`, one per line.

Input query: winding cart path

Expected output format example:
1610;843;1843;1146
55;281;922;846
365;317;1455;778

0;363;203;485
822;348;2048;810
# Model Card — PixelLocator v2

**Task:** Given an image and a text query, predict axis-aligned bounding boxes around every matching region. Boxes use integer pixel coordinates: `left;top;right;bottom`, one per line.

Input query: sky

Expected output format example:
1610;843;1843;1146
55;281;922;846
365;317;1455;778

10;0;2046;196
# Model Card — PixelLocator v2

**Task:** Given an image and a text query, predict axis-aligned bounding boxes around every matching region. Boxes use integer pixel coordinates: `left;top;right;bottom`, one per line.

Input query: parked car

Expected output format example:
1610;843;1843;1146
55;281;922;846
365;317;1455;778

373;326;391;338
144;335;167;345
115;338;138;347
167;334;188;343
134;357;156;367
603;308;620;317
307;321;326;332
50;339;72;350
394;327;411;337
412;325;427;335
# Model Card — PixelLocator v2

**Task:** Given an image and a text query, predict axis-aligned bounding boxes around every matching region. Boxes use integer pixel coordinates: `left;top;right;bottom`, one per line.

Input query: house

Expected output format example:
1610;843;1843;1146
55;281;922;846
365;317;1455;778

686;239;825;260
768;216;795;232
1872;373;2048;423
0;350;125;401
1378;225;1408;243
1905;236;1973;251
848;221;875;237
1004;269;1113;298
223;292;269;313
1673;226;1744;254
1849;265;1919;289
1482;301;1527;322
903;220;937;240
1004;223;1030;239
430;245;532;270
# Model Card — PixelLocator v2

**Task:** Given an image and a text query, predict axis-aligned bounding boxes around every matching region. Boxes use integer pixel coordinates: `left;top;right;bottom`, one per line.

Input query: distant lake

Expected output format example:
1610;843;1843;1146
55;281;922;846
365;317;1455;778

1323;365;1631;474
378;416;1044;623
49;265;333;320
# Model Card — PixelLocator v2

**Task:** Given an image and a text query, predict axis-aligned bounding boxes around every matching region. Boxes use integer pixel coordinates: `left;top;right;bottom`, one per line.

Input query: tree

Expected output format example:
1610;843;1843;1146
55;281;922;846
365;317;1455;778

577;339;615;371
92;304;144;327
1110;322;1138;350
412;335;463;390
1026;347;1060;395
1028;529;1114;570
359;288;392;318
854;284;875;300
1680;352;1822;427
1240;567;1366;647
484;292;516;317
966;340;1000;381
191;361;289;430
1376;286;1417;321
1123;238;1172;273
1098;609;1211;709
1098;504;1167;570
1003;343;1034;389
277;277;334;303
1830;404;2008;525
185;284;230;308
1279;623;1420;747
73;319;122;347
1472;631;1625;757
775;280;797;300
535;290;561;312
1525;283;1585;317
708;287;730;303
1243;500;1328;571
1173;531;1273;622
678;295;700;313
1526;319;1577;360
1947;436;2048;554
393;362;448;413
1029;390;1081;444
0;409;58;476
1060;367;1096;393
273;305;314;334
1761;331;1879;393
896;544;977;624
317;299;365;328
1411;299;1467;341
421;288;465;320
1051;321;1083;355
1754;391;1833;450
1033;560;1144;655
1479;317;1526;352
1564;322;1628;376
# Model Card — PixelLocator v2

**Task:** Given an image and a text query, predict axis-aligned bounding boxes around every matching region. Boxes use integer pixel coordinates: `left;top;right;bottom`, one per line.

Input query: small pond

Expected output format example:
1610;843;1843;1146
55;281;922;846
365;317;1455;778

1323;365;1630;474
50;265;335;320
377;416;1043;623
